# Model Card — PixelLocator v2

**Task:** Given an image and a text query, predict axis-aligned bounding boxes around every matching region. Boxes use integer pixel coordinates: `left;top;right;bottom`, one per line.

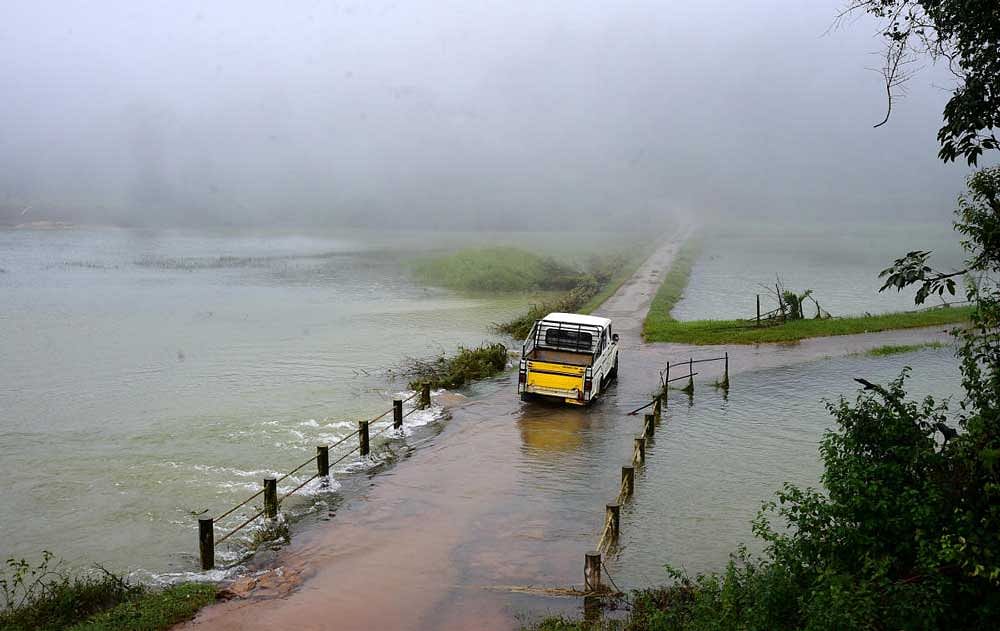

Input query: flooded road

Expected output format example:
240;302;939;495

184;235;962;630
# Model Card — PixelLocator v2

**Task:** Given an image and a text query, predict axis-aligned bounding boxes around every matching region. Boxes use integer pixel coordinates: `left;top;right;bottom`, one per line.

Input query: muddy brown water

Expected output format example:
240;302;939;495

182;235;960;630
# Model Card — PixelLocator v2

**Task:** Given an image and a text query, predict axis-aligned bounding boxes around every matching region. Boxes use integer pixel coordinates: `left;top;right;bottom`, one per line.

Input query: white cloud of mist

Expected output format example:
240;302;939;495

0;0;974;229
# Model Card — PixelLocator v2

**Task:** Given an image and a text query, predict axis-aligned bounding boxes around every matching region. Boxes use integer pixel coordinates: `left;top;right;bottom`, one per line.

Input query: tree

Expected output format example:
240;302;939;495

743;167;1000;630
846;1;1000;165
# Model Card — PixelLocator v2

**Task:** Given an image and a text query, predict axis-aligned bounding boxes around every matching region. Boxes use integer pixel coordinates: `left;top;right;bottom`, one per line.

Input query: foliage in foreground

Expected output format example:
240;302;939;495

0;552;215;631
402;343;509;390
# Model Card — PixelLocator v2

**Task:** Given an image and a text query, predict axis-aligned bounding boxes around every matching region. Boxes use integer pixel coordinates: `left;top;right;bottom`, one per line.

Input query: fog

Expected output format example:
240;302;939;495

0;0;973;229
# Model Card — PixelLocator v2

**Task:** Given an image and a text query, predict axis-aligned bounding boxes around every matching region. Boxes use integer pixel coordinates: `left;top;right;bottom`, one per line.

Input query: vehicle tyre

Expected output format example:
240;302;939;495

609;355;619;381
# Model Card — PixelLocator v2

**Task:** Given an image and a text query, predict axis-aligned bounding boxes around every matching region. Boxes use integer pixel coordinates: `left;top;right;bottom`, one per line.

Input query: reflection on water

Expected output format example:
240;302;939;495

504;346;961;589
171;342;963;629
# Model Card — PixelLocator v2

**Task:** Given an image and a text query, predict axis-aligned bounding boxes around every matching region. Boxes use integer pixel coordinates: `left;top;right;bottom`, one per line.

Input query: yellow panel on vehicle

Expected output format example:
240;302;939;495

526;370;584;392
527;361;586;376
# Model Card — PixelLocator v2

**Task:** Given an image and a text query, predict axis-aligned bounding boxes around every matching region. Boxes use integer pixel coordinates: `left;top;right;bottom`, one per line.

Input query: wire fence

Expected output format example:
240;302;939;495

198;387;428;569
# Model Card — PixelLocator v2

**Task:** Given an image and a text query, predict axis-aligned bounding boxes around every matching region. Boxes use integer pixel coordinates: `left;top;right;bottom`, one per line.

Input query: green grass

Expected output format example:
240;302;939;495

641;238;971;345
861;341;948;357
643;306;972;345
1;552;216;631
66;583;216;631
412;247;581;292
641;239;701;340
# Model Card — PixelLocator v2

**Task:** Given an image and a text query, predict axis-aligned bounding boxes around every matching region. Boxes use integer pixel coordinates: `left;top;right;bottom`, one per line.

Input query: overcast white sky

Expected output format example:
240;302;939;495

0;0;975;228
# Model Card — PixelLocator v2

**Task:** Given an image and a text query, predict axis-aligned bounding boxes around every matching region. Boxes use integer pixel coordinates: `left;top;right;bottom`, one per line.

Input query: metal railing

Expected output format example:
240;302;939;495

197;384;432;570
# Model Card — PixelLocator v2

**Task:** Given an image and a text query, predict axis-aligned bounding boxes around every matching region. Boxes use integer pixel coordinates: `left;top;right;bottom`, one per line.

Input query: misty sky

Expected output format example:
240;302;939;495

0;1;978;229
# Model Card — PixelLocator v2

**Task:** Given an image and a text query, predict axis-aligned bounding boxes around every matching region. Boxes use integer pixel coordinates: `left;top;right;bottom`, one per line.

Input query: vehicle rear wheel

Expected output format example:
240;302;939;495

608;355;619;381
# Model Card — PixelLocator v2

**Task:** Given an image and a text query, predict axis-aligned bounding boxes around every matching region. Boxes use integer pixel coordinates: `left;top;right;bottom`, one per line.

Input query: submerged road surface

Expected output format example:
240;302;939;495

181;232;953;631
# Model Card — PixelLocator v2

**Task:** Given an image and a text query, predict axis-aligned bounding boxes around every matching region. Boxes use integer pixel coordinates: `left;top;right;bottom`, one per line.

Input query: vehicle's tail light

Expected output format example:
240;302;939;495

584;376;593;393
518;361;527;384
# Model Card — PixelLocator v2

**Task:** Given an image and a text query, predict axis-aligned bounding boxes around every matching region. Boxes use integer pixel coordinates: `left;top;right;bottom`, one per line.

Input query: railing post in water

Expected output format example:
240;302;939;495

683;357;694;396
653;396;662;423
634;435;646;464
264;478;278;519
721;351;730;390
198;517;215;571
420;382;431;409
621;464;635;500
585;551;603;592
393;399;403;430
606;503;620;541
359;421;370;457
663;362;670;401
644;413;655;438
317;445;329;477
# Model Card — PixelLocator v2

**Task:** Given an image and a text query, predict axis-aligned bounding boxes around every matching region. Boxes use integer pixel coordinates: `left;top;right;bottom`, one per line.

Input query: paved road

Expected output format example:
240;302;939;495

180;230;952;631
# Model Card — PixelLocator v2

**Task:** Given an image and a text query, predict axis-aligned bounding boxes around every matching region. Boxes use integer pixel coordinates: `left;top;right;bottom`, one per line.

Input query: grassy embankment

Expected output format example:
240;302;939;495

0;554;215;631
642;240;972;345
407;244;653;387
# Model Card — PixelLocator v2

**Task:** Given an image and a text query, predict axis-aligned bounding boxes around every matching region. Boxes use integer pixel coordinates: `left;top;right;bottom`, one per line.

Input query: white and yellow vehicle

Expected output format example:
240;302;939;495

518;313;619;405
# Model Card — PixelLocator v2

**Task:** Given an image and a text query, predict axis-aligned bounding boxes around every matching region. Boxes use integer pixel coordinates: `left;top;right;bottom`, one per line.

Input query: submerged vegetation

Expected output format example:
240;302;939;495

0;552;214;631
412;247;583;292
401;343;509;390
861;341;947;357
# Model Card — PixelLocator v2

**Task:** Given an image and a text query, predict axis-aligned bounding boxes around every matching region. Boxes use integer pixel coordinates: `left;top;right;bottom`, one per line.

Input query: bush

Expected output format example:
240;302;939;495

404;343;509;390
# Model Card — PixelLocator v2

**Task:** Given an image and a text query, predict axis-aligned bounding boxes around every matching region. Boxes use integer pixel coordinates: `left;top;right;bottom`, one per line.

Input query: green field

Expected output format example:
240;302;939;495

642;238;971;344
644;307;971;345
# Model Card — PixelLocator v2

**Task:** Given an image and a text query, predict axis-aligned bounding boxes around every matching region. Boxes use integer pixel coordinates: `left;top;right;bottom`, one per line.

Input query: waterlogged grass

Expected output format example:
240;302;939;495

862;341;947;357
643;306;972;345
412;247;580;292
402;343;509;390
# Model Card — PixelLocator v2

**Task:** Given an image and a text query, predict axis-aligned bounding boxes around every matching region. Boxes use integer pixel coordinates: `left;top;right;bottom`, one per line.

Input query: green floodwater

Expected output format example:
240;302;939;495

0;227;549;578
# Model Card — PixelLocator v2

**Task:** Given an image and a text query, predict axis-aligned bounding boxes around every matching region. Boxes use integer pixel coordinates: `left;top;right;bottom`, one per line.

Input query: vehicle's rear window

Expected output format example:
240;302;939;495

544;327;593;352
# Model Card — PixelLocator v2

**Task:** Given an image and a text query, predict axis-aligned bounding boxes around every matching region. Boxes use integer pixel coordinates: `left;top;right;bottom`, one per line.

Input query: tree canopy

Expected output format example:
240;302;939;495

849;0;999;164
